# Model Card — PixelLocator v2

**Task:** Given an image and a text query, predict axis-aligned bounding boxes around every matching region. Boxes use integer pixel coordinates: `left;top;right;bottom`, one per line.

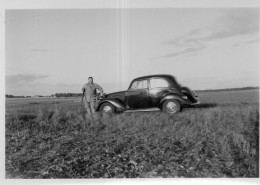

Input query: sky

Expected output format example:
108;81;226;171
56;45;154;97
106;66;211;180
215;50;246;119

5;8;259;96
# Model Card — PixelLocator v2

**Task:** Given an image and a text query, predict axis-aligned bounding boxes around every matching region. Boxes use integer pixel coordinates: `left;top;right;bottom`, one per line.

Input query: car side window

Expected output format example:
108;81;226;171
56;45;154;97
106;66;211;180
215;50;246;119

150;78;169;88
130;79;148;89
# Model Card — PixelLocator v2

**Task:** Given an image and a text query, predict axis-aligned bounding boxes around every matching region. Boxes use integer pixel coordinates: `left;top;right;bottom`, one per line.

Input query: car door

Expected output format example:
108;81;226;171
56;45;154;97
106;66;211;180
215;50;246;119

126;79;150;109
148;77;171;107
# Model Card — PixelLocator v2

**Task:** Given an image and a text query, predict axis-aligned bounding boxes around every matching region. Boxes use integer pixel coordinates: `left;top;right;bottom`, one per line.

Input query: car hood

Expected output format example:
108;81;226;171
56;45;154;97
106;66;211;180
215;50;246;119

105;90;127;99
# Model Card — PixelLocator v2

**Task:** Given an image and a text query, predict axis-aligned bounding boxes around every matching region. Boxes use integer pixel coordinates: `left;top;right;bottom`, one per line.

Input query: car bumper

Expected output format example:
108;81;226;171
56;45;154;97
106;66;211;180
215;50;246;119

191;101;200;106
182;97;200;106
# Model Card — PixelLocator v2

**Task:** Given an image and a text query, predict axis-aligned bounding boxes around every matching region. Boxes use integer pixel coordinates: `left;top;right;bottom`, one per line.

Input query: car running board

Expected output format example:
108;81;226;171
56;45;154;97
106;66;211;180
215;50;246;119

125;108;160;113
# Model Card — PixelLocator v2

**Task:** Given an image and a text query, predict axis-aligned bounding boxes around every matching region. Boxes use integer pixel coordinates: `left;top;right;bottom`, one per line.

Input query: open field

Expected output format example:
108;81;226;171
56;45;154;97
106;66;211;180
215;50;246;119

5;89;259;178
198;89;259;103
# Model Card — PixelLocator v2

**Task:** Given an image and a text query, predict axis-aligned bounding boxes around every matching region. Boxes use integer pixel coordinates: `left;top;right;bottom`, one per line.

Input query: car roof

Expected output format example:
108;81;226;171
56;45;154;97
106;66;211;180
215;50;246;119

132;74;176;81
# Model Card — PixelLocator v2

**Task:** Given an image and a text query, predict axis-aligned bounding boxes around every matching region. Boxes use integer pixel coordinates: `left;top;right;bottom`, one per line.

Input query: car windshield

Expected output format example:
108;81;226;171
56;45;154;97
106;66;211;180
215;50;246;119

130;80;148;89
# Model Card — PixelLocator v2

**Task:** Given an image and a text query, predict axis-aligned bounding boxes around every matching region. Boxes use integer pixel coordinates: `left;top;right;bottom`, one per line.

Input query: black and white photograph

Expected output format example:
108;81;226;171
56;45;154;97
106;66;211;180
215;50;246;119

1;0;259;183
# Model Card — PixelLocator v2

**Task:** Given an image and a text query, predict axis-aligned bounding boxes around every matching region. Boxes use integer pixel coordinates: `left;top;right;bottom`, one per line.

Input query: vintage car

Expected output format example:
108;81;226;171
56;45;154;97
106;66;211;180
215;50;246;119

96;74;199;114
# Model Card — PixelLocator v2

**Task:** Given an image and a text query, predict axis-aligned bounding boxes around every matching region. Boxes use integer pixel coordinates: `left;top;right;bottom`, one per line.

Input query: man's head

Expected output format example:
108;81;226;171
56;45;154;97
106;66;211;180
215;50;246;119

88;77;93;83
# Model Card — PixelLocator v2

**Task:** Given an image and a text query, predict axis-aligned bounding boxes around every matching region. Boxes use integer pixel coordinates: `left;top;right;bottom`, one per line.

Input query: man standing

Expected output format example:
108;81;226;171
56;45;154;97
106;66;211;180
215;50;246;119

82;77;103;116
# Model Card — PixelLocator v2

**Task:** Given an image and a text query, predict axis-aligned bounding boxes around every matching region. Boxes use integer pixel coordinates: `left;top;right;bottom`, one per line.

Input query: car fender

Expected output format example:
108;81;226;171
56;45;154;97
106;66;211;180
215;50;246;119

181;86;198;102
97;99;126;112
159;94;188;108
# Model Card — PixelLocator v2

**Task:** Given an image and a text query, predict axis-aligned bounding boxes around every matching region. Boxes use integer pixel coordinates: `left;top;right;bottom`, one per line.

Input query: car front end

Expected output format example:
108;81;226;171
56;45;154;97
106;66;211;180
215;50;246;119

180;87;200;106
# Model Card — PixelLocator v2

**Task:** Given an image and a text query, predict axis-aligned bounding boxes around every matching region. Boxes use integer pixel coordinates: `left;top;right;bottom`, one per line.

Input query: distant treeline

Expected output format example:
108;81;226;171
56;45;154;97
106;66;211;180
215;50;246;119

5;95;31;98
52;93;82;98
5;93;82;98
196;86;259;92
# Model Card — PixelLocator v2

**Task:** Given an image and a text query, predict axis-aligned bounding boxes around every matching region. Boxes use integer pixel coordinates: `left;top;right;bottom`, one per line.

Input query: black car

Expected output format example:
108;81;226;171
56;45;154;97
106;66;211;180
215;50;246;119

96;74;199;114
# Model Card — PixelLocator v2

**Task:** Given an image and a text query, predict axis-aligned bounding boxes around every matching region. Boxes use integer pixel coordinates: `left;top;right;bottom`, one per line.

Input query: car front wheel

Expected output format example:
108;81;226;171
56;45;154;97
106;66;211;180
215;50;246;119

163;100;181;114
100;102;115;115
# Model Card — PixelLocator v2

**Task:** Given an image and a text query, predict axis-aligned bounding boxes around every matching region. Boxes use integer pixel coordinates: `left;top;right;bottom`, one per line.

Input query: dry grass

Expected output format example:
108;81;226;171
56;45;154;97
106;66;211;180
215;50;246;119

5;90;259;178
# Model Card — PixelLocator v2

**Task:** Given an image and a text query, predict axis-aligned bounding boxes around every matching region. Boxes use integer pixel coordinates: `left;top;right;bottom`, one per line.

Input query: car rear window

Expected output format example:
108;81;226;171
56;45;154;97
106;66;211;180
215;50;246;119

150;78;169;88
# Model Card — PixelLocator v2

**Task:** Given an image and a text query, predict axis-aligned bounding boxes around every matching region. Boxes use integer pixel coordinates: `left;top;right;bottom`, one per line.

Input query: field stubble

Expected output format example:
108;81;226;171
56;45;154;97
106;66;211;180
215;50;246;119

5;90;259;178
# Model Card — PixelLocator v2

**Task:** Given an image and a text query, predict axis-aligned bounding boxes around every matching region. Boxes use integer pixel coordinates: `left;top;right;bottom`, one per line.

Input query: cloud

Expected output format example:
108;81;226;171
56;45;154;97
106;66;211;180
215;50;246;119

232;38;259;47
245;38;259;44
6;74;49;87
158;46;206;58
232;43;240;47
160;9;259;58
202;9;259;41
31;48;49;52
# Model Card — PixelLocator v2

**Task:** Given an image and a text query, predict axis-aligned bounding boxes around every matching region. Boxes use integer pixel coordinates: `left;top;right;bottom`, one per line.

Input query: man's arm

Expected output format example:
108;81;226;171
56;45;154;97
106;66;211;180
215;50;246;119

82;84;87;93
94;84;103;95
81;86;86;105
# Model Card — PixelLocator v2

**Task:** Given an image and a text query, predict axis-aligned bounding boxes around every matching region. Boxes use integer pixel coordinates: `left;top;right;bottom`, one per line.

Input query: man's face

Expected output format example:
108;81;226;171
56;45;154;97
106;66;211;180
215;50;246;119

88;78;93;83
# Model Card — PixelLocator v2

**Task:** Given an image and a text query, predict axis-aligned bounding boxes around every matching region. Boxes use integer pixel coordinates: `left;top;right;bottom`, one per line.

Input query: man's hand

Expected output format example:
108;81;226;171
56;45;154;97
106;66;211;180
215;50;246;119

81;89;85;106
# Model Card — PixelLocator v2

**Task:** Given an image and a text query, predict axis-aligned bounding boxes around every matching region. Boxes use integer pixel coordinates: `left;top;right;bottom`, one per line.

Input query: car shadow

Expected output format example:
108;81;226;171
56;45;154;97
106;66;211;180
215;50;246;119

187;103;217;109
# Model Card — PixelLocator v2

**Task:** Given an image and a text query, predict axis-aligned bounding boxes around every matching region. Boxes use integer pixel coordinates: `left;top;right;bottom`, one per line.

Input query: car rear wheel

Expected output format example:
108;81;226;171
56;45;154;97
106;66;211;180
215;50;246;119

163;100;181;114
100;102;115;116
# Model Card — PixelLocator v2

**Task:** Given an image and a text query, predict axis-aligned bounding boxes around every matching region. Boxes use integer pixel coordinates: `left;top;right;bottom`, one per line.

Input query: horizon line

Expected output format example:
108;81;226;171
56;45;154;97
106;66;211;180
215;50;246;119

5;86;259;97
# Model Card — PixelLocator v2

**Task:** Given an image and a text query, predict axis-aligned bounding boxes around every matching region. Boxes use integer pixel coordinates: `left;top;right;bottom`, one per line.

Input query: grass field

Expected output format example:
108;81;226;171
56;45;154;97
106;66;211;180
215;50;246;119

5;89;259;178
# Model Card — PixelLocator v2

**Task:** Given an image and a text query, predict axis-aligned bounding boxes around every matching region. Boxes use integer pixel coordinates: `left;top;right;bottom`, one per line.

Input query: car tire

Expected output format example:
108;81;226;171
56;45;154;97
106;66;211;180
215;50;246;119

100;102;115;116
162;99;181;114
